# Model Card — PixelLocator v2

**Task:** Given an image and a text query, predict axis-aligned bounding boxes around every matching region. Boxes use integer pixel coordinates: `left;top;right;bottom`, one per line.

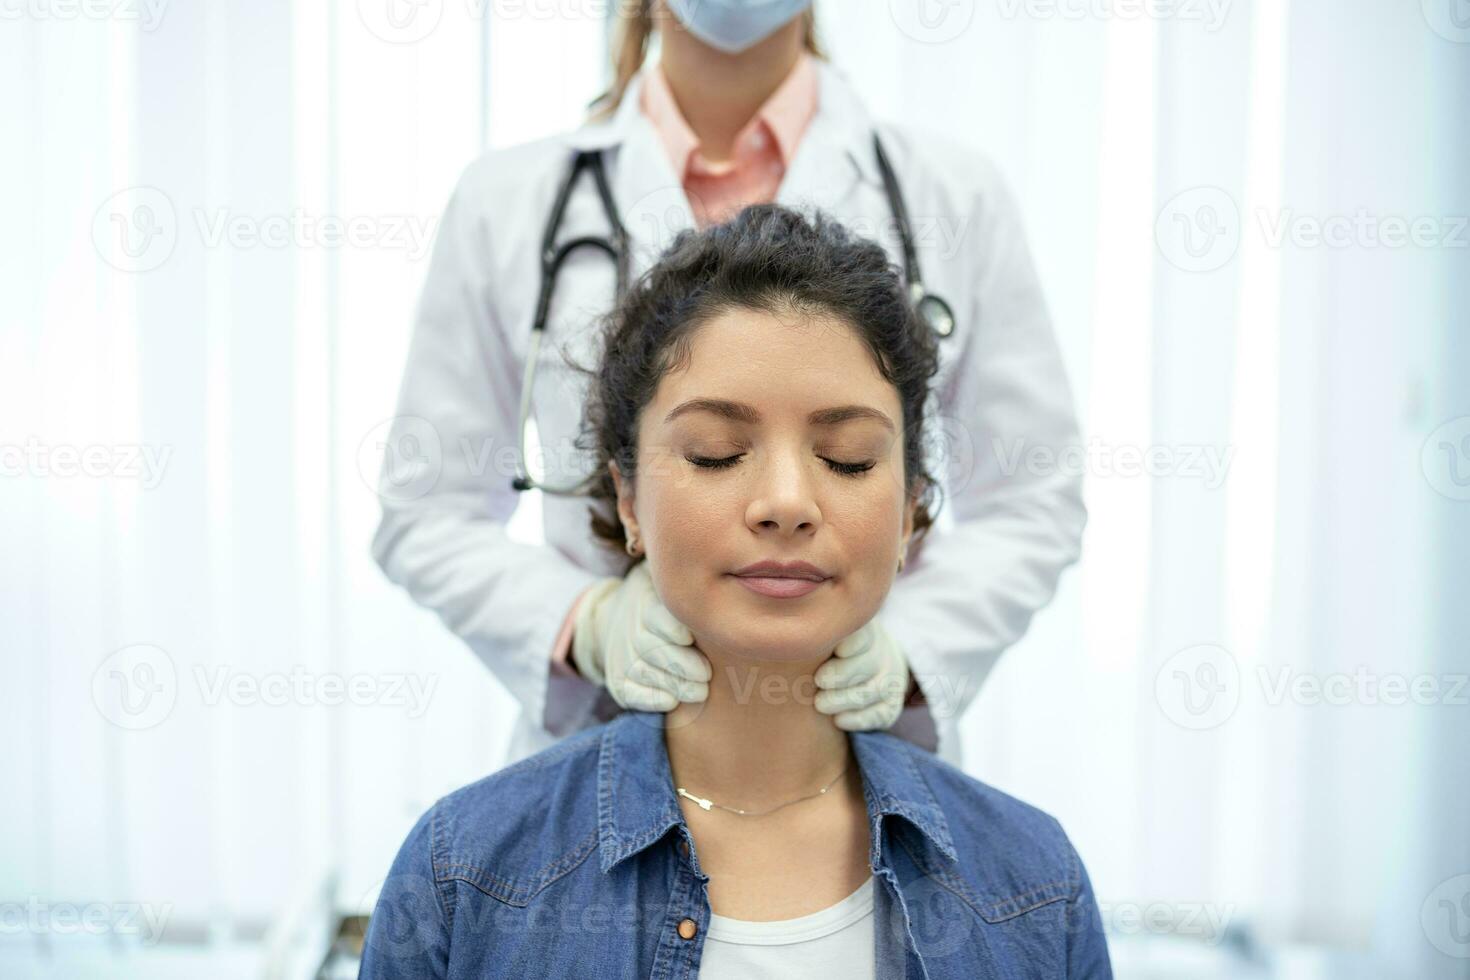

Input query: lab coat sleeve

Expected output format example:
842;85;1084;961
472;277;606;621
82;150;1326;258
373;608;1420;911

371;160;605;736
879;156;1087;727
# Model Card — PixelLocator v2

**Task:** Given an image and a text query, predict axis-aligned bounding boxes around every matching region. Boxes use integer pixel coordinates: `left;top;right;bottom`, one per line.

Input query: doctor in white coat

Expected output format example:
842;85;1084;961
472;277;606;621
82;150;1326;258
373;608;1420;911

371;0;1086;769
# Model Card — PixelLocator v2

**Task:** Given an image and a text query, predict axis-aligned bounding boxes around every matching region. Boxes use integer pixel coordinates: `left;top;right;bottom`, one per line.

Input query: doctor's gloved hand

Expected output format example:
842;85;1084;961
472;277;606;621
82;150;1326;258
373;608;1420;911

813;618;912;732
570;561;711;712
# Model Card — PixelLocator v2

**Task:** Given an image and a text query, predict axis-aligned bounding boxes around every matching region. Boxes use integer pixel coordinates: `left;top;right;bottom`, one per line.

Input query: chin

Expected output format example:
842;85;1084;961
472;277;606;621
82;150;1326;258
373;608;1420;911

702;633;834;667
685;600;852;666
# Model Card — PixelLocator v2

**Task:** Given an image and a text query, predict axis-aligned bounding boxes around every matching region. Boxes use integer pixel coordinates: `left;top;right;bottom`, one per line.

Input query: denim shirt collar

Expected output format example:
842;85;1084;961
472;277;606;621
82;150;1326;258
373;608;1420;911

595;711;958;875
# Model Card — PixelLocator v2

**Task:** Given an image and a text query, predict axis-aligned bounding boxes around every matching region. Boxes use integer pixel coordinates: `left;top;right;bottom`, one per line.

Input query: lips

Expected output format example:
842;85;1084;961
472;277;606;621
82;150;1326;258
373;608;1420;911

729;560;832;600
730;560;830;581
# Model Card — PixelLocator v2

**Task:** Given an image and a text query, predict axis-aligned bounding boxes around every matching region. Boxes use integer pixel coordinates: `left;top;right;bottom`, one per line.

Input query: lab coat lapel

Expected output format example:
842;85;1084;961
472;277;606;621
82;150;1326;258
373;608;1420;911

614;114;697;275
777;60;877;215
563;74;696;279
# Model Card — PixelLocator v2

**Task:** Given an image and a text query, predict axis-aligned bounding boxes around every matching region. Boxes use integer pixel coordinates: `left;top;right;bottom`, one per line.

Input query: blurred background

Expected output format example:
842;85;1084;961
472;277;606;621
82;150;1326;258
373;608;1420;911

3;0;1468;977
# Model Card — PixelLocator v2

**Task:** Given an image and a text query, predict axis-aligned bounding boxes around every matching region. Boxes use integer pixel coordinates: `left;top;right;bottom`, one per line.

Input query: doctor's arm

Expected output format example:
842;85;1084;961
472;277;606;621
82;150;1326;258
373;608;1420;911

878;165;1087;728
370;163;605;735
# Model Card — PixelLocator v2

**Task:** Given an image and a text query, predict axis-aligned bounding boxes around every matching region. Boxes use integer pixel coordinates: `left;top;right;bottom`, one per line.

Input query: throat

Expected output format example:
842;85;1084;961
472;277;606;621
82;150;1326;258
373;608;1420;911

664;660;852;810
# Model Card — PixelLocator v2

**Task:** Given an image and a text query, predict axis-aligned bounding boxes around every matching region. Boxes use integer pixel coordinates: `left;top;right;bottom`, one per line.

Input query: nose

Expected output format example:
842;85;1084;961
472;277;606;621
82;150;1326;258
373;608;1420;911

743;450;822;538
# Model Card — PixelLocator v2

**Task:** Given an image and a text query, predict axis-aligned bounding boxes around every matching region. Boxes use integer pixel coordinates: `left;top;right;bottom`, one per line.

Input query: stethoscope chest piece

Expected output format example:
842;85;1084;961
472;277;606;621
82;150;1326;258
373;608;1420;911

916;291;955;339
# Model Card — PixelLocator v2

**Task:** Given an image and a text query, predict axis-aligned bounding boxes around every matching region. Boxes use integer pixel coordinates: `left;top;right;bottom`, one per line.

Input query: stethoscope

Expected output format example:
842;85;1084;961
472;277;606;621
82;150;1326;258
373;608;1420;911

512;132;955;496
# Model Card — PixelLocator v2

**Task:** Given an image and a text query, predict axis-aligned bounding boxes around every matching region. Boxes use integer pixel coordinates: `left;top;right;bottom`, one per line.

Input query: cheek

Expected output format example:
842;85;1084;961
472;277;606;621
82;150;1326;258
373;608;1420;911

835;497;905;578
639;479;736;636
636;467;731;563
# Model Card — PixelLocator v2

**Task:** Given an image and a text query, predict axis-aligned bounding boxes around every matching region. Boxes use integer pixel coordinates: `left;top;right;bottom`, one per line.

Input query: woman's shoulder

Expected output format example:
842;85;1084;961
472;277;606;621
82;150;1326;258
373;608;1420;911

418;721;613;902
855;730;1086;907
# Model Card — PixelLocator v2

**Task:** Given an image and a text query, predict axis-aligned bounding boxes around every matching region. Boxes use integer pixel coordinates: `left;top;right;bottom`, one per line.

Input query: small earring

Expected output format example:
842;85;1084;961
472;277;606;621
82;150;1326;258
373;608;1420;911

897;555;906;573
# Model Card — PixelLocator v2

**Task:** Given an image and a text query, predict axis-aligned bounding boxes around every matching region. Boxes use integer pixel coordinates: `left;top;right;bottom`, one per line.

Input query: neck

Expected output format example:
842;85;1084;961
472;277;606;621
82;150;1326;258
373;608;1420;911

657;15;805;162
664;651;851;812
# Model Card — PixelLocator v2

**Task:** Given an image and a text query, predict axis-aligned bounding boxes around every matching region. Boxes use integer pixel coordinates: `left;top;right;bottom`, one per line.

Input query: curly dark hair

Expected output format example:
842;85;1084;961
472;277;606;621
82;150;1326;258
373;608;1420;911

572;203;944;574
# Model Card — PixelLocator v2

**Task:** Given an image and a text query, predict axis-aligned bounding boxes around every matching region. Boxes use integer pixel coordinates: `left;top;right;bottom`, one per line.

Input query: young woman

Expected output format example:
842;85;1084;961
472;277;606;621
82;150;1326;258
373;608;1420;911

359;206;1110;979
369;0;1088;769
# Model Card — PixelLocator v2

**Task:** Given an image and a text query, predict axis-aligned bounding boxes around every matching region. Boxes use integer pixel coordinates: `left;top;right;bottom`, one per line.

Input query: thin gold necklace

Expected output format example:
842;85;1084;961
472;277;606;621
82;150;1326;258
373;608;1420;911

675;763;850;817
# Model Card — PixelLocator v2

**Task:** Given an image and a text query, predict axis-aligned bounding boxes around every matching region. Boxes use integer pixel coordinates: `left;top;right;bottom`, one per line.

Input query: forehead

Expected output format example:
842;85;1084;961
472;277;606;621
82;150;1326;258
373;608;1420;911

653;306;896;411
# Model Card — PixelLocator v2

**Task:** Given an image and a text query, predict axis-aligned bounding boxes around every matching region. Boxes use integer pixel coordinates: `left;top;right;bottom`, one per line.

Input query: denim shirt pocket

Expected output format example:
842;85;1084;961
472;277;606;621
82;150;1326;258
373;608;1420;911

976;876;1075;923
435;825;601;908
890;829;1079;979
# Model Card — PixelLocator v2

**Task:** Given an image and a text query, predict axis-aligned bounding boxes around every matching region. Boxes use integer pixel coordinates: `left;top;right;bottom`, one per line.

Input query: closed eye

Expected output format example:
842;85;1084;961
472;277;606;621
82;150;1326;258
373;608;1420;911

685;454;876;478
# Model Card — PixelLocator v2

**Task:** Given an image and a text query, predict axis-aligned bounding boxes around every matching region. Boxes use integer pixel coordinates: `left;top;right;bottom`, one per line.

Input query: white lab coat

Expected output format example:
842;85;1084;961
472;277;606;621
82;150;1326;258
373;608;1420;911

371;60;1086;769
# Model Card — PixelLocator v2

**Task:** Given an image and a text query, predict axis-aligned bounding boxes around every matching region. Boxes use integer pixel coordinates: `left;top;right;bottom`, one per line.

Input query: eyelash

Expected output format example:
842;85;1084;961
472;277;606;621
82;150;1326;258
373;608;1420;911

686;454;876;478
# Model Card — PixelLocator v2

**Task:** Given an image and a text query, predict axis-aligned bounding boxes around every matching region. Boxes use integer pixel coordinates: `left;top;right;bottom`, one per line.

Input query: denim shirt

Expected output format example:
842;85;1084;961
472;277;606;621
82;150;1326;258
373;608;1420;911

360;711;1112;979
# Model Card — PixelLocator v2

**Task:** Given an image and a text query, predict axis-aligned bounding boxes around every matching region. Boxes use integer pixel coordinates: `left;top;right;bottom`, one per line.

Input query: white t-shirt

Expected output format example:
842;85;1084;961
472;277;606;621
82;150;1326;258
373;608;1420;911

697;877;875;980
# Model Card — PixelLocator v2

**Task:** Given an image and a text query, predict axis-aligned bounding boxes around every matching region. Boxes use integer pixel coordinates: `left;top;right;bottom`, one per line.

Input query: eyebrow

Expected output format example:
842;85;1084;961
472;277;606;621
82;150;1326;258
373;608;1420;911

663;398;896;434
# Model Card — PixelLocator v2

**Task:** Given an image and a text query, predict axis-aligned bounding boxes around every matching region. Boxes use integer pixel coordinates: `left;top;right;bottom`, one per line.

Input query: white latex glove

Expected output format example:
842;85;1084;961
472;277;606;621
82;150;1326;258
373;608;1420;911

571;561;711;712
812;618;911;731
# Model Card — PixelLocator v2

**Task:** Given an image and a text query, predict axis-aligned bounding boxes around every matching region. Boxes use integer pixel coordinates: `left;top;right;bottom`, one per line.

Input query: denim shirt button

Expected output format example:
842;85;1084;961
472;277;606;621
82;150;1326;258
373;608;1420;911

677;918;698;940
677;839;690;858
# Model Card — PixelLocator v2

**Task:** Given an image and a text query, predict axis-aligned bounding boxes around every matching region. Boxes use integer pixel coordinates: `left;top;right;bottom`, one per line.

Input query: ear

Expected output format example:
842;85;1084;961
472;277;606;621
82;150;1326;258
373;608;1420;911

610;458;639;544
900;494;917;559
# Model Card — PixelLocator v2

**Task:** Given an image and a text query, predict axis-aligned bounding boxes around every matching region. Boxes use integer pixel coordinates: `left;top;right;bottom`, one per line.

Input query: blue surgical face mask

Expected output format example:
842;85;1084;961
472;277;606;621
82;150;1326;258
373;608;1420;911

664;0;814;55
